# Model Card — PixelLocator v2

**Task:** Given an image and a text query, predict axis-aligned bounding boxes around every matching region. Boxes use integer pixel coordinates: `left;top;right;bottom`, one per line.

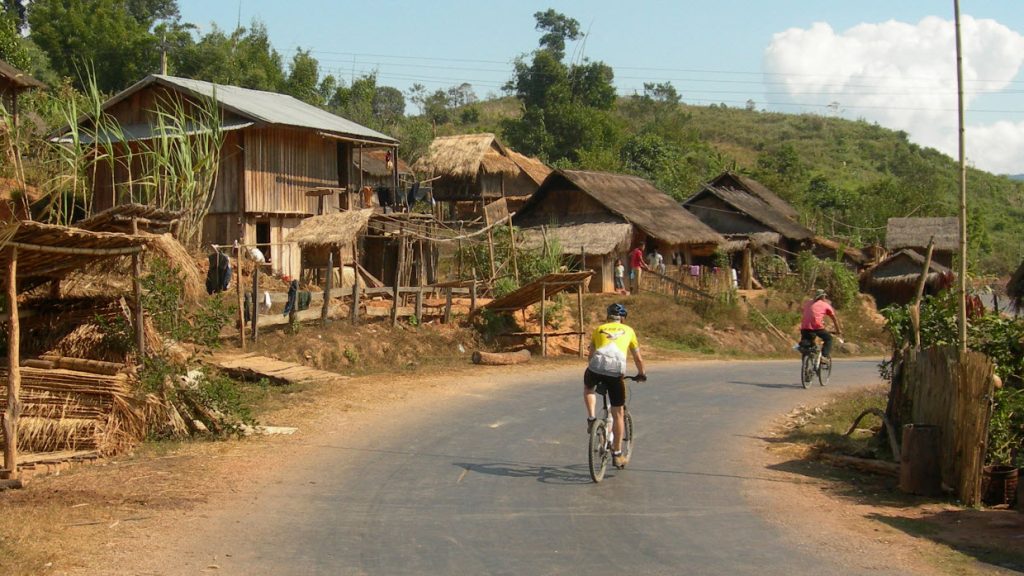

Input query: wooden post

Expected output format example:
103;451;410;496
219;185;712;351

351;242;361;325
911;239;936;348
392;234;406;327
508;217;519;284
470;271;478;313
741;247;753;290
580;244;586;273
133;252;145;356
236;242;246;350
899;424;942;496
3;247;20;479
131;218;145;357
486;227;497;281
577;283;585;357
415;241;424;322
444;288;453;324
540;282;547;357
322;249;333;327
251;261;259;343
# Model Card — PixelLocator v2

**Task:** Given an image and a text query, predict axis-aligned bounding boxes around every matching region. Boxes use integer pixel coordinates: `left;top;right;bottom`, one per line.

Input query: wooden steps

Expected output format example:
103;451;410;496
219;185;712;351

205;353;349;386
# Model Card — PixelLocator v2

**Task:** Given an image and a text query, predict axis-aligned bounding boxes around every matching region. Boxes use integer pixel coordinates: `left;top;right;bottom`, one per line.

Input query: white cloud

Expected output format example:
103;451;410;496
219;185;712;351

763;16;1024;174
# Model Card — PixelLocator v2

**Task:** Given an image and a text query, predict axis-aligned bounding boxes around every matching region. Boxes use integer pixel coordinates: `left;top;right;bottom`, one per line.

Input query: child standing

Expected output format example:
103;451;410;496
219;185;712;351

614;258;626;294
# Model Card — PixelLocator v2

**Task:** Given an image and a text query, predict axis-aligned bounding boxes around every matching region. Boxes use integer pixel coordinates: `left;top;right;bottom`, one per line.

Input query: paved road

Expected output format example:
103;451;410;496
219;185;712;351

149;359;884;576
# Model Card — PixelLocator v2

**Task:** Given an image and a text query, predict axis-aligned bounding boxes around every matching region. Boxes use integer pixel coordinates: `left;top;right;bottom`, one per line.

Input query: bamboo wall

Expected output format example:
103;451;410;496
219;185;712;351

903;345;994;505
244;127;340;215
210;130;244;214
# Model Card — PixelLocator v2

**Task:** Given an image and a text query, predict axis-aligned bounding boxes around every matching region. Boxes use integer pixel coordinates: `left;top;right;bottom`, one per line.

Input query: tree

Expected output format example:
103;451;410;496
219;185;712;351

284;48;321;105
0;11;28;70
372;86;405;126
173;21;285;92
27;0;181;92
502;11;621;164
533;9;581;61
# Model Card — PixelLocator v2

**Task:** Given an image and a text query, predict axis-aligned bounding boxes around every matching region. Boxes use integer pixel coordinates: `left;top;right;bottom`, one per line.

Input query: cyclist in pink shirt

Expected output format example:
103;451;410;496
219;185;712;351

800;289;843;359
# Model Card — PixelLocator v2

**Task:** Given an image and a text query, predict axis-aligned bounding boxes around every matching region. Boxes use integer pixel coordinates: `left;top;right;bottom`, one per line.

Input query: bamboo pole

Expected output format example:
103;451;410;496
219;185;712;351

351;241;361;325
577;283;585;357
415;241;424;322
236;241;246;350
3;247;20;479
392;234;406;327
250;261;259;343
540;282;547;358
444;288;453;324
486;227;497;281
954;0;968;354
911;238;936;348
131;218;145;357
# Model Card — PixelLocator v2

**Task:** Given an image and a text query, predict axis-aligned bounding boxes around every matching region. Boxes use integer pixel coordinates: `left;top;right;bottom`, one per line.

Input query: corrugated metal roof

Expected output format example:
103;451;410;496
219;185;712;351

56;74;398;145
151;76;397;144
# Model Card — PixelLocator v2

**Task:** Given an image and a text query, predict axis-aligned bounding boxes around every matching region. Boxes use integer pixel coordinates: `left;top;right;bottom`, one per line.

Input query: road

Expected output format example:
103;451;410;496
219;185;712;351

140;359;884;576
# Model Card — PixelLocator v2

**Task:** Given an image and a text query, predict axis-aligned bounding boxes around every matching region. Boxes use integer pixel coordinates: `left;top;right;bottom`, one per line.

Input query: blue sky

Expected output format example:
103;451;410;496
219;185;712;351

177;1;1024;174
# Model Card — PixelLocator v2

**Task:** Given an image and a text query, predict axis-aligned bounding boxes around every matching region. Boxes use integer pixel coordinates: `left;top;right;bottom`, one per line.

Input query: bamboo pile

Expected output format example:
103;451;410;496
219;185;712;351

0;366;145;456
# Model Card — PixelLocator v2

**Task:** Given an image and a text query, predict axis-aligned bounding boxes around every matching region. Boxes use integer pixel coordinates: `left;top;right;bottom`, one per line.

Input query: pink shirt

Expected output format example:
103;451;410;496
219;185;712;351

801;300;835;330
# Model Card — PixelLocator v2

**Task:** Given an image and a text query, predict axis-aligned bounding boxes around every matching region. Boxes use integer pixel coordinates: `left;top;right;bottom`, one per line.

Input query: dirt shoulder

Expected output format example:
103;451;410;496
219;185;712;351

745;398;1024;576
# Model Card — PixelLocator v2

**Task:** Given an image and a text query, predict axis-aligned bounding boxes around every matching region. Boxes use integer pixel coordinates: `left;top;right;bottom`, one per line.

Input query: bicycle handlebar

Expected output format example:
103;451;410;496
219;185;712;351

625;374;647;382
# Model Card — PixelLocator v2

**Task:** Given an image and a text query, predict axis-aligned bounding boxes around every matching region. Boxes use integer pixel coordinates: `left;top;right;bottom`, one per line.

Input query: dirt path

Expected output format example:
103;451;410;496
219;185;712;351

1;358;1019;575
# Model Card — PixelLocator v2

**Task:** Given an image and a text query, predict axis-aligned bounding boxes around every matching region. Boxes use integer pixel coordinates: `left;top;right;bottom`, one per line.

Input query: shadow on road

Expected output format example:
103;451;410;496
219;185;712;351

454;461;593;485
728;380;803;389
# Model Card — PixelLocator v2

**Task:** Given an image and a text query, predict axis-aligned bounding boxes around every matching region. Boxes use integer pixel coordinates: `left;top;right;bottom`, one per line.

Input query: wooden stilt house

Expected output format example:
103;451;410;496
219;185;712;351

53;74;399;278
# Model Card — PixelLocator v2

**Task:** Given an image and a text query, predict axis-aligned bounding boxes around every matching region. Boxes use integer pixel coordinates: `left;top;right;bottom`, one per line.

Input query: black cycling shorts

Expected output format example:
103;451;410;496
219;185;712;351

584;368;626;407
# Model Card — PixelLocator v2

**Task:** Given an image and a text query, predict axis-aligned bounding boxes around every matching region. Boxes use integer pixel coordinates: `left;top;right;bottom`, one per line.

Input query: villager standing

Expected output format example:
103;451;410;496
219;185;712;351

628;245;649;295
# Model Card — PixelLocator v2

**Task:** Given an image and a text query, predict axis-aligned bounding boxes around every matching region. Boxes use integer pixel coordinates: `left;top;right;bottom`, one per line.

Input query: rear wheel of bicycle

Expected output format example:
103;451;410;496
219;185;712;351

619;410;634;468
818;356;831;386
589;421;609;482
800;354;813;389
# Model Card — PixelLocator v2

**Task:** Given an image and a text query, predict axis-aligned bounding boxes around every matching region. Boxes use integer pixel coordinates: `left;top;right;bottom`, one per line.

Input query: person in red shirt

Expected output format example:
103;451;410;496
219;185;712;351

800;289;843;359
628;245;649;294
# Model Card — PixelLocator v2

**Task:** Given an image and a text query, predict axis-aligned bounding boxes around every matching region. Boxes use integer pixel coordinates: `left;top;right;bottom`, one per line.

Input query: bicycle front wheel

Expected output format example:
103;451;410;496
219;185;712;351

588;421;609;482
818;357;831;386
800;354;813;389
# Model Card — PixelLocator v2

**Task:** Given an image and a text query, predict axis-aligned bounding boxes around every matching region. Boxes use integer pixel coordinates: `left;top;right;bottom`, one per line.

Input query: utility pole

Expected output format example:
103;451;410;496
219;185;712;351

954;0;968;353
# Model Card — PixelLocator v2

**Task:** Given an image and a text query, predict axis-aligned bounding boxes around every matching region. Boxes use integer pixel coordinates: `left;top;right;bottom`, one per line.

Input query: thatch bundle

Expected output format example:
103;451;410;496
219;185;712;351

518;222;632;256
885;217;959;252
0;367;145;455
145;232;204;305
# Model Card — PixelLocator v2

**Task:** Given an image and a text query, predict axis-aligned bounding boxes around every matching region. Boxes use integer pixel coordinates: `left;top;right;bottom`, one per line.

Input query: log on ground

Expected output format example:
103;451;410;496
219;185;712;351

472;349;532;365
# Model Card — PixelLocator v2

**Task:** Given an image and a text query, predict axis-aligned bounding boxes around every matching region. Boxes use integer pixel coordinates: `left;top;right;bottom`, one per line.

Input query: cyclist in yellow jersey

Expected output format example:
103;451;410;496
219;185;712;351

584;303;646;467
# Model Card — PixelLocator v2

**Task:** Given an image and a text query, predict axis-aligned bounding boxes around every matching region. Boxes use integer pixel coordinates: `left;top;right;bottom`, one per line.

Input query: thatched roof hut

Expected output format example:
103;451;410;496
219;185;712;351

709;171;800;220
412;134;547;215
286;209;374;248
514;169;723;292
0;58;44;128
683;184;813;243
860;249;954;308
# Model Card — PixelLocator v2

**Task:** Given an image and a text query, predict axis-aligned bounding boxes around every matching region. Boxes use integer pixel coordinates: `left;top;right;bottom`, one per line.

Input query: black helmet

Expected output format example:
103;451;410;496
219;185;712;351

607;303;627;319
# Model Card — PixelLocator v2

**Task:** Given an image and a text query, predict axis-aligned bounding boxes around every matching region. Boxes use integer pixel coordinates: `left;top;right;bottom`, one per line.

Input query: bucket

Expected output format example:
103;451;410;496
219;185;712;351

981;465;1019;507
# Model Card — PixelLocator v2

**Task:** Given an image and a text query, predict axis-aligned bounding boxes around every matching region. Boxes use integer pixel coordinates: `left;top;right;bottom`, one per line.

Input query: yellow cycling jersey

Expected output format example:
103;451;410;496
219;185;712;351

588;321;638;376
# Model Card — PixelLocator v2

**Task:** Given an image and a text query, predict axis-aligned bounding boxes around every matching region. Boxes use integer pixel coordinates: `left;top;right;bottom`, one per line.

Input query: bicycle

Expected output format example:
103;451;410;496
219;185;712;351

796;336;842;388
588;375;641;483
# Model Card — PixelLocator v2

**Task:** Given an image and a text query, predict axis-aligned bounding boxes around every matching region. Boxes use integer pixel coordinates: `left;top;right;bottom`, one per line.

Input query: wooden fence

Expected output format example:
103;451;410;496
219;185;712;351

897;345;995;505
638;268;715;304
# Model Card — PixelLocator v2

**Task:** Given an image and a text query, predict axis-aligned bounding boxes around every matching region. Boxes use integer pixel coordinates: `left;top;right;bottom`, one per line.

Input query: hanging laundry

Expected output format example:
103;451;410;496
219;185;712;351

206;251;232;294
262;291;273;313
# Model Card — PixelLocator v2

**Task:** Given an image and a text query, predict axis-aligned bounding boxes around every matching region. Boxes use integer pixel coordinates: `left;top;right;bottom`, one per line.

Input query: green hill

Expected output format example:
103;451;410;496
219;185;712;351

448;97;1023;274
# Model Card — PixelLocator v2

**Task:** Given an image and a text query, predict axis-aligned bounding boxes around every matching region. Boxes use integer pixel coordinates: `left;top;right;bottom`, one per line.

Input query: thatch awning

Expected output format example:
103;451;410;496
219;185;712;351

75;204;184;235
886;217;959;252
413;133;519;179
286;209;374;248
0;58;45;91
353;149;413;177
481;271;594;313
518;222;632;256
0;220;150;281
